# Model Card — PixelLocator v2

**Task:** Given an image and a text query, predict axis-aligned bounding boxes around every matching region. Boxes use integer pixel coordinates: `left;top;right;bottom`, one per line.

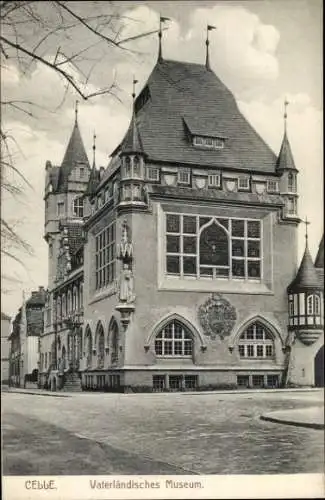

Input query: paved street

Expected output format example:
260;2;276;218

2;390;324;475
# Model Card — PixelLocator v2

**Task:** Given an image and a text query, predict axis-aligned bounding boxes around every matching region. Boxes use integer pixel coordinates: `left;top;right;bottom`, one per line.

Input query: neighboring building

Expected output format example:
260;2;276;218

1;312;11;384
9;288;46;387
40;37;324;392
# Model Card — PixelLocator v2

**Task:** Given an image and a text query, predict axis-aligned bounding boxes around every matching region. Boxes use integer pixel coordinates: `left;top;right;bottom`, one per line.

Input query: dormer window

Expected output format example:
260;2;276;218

238;177;250;191
178;168;191;185
208;173;221;188
193;136;225;149
267;180;279;193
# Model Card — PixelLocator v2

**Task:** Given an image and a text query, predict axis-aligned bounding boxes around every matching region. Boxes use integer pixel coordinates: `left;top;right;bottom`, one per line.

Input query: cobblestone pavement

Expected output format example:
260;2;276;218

2;390;324;475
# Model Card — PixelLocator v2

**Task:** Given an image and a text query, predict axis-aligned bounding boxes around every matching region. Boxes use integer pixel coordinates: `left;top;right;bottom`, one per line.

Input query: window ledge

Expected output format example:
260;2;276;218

158;276;273;295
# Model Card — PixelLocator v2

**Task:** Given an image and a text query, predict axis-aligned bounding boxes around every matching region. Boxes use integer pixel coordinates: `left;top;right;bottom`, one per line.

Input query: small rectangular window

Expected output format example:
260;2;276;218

57;202;64;216
178;169;190;185
153;375;165;391
147;166;159;181
208;173;221;187
238;177;250;190
267;180;279;193
252;375;264;387
237;375;249;387
80;167;85;178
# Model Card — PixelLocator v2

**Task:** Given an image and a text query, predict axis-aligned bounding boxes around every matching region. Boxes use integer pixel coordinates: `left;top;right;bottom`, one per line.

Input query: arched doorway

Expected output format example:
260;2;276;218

314;345;324;387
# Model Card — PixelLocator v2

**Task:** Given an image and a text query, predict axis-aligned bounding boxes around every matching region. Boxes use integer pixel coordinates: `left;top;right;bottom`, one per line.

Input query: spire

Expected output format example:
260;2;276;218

315;235;324;268
120;78;145;155
288;218;321;292
92;131;96;169
75;100;79;124
58;105;90;191
206;25;216;71
158;16;170;62
276;98;298;172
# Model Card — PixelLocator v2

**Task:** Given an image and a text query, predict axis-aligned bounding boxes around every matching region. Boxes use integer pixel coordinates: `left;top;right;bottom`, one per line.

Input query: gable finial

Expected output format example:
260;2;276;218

75;100;79;124
158;16;170;62
132;76;138;102
284;97;289;133
304;216;310;242
206;24;216;71
92;131;96;168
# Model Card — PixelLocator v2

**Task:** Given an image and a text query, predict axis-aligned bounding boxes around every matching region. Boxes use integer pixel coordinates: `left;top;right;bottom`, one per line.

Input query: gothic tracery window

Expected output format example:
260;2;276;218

238;322;274;359
96;323;105;369
154;320;193;357
165;213;261;280
85;327;92;368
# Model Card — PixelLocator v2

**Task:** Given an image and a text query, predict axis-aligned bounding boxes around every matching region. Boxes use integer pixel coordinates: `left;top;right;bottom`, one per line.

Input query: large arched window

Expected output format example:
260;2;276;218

307;294;321;315
200;221;229;277
96;322;105;369
238;322;274;359
84;326;92;368
155;320;193;357
73;197;84;218
165;214;261;280
110;321;119;363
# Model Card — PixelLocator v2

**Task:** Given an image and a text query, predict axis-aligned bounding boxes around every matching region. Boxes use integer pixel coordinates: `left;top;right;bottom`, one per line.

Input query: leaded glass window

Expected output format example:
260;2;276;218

154;320;193;357
165;213;262;280
238;322;274;359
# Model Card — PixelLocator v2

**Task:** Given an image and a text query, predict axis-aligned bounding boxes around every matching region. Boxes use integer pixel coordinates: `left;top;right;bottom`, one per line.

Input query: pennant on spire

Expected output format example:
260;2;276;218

158;16;171;62
205;24;216;71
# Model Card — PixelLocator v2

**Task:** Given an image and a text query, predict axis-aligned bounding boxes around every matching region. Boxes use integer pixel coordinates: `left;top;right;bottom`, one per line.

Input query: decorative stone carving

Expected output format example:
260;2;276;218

115;219;135;329
255;182;266;195
198;293;237;340
195;177;206;189
225;179;236;192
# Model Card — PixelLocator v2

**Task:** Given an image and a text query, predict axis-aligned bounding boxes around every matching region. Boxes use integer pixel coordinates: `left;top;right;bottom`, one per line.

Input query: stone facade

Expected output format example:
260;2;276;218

40;54;324;392
1;312;11;384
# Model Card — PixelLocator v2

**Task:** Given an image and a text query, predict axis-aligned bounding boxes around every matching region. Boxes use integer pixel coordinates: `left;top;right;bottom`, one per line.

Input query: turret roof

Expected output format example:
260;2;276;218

288;242;322;292
315;235;324;269
114;59;277;173
57;119;90;192
276;131;298;172
120;113;145;155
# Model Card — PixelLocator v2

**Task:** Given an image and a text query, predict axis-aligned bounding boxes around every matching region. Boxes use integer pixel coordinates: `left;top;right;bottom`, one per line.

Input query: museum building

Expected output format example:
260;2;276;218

39;33;324;392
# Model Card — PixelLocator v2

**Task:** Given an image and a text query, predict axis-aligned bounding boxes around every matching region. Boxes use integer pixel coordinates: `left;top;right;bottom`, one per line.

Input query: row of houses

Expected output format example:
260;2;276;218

4;40;324;392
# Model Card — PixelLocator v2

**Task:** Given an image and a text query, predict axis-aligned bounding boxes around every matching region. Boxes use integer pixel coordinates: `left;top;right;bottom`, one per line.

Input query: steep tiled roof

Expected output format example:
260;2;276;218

315;235;324;268
26;288;46;306
60;222;84;254
117;59;277;173
121;112;145;155
288;243;322;292
85;166;100;197
275;131;298;172
57;120;90;192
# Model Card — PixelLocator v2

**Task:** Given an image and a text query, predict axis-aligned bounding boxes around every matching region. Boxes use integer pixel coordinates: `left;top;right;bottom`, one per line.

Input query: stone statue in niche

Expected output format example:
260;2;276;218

119;263;135;303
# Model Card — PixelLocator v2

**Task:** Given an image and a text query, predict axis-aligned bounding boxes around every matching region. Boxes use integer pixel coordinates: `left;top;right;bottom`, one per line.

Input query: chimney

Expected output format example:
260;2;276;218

45;160;52;170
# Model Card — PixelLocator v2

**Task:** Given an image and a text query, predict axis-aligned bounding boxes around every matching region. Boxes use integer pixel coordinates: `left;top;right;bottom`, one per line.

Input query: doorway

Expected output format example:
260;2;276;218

314;345;324;387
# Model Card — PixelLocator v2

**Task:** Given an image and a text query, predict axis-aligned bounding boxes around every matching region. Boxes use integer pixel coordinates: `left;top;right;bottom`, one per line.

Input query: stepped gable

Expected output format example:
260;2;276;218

288;244;322;293
57;119;90;192
116;58;277;173
276;130;298;172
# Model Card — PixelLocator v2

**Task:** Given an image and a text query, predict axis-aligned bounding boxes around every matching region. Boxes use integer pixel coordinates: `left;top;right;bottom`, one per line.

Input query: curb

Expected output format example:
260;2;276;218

2;389;71;398
260;415;324;430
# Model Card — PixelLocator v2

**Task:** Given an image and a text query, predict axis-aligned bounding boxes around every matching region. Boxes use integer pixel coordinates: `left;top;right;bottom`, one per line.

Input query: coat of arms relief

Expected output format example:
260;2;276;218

198;293;237;340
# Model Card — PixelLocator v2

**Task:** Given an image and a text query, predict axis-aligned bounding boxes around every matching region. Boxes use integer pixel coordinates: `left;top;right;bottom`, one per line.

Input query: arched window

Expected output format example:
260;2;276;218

73;197;84;218
72;287;77;311
62;293;66;318
96;323;105;369
133;156;140;177
67;290;72;313
125;157;131;178
79;284;83;310
155;320;193;357
110;321;119;363
84;327;92;368
200;221;229;277
238;322;274;359
56;297;61;321
307;294;320;315
288;173;296;193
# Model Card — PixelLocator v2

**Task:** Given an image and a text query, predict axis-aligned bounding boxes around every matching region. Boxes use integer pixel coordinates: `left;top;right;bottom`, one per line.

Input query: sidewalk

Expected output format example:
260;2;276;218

2;385;323;398
260;406;324;430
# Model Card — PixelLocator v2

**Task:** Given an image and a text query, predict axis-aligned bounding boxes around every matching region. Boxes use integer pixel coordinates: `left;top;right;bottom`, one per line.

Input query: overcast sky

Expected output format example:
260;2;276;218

1;0;323;317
